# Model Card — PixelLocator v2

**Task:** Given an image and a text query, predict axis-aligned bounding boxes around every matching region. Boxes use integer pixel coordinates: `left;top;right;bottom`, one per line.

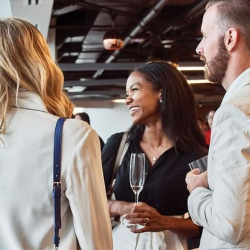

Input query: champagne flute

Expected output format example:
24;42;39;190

121;153;146;229
130;153;145;204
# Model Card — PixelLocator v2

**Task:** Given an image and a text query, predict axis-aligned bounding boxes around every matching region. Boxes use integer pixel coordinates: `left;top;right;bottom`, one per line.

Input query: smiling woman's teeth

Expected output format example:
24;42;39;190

130;107;139;113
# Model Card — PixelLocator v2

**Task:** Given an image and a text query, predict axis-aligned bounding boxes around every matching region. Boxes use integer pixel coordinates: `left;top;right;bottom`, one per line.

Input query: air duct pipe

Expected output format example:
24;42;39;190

93;0;169;78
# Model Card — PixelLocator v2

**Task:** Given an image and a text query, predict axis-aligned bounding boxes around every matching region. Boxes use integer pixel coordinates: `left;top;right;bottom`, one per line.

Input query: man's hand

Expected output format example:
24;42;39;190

108;200;135;217
185;169;208;193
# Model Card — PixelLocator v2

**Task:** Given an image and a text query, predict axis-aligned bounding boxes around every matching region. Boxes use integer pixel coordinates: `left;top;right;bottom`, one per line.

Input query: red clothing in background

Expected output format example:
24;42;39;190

204;129;211;146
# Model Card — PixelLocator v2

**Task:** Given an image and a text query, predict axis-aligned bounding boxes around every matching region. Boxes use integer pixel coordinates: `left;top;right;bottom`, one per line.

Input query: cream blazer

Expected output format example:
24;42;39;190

0;91;112;250
188;69;250;249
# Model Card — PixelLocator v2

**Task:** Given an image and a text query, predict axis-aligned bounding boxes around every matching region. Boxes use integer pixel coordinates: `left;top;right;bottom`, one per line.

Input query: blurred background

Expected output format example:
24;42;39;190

1;0;223;141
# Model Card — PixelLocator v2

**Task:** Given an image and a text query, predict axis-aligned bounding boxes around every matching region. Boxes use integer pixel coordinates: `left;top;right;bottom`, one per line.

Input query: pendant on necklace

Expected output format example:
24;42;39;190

153;156;157;162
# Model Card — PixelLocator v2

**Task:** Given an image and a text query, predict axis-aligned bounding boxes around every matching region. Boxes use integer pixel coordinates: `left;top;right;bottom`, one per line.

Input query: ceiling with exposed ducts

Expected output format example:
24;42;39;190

3;0;226;107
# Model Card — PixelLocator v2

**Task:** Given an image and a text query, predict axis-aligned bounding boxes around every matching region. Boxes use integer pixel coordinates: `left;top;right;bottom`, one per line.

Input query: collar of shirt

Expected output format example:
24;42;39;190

10;90;48;113
222;68;250;104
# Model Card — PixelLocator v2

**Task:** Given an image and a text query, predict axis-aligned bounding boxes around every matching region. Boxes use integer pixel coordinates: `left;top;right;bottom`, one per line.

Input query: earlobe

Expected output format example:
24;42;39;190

225;28;238;52
159;90;163;102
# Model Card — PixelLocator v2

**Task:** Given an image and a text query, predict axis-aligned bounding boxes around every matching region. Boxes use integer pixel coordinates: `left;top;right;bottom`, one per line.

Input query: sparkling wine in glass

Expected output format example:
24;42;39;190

130;153;145;204
121;153;146;229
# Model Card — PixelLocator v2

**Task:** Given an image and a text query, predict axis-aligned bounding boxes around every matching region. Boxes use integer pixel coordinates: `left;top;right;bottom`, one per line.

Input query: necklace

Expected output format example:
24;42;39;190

147;152;158;162
152;156;157;162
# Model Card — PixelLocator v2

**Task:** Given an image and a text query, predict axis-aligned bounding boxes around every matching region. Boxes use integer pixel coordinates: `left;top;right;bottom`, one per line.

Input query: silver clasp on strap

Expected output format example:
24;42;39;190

53;182;61;186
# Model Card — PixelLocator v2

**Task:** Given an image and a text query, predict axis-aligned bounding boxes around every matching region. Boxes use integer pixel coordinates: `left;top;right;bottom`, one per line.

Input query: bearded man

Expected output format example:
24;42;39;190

186;0;250;249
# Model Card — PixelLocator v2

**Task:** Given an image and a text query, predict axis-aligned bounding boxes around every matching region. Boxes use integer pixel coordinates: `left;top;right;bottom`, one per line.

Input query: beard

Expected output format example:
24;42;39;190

201;36;229;84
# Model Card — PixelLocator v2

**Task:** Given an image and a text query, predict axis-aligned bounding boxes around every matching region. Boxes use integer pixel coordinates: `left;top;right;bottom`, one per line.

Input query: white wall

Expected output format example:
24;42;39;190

0;0;12;18
75;103;132;143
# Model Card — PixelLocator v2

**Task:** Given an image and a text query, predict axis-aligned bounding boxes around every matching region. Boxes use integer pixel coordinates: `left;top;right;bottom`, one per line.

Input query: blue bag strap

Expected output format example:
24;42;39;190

53;117;66;249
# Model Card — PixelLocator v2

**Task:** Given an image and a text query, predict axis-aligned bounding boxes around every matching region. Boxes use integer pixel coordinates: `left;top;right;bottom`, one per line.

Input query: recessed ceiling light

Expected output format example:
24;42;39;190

112;99;125;103
62;52;79;57
178;66;204;71
161;40;175;44
187;79;211;84
130;38;145;44
65;36;84;43
67;86;86;92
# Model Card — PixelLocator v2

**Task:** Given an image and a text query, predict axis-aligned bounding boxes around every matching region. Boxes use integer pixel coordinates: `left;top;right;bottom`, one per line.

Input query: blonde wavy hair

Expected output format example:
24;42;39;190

0;18;74;134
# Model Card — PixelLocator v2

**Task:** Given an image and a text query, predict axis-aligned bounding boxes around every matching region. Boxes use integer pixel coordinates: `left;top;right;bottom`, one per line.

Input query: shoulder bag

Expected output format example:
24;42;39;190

52;117;66;249
107;131;129;199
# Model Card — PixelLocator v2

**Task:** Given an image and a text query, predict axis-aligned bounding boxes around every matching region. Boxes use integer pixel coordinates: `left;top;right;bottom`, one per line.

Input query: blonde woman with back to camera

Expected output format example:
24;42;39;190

0;18;112;250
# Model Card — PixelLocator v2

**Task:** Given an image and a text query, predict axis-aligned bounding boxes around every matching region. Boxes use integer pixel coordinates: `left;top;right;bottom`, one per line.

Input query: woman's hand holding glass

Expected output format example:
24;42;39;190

123;202;167;233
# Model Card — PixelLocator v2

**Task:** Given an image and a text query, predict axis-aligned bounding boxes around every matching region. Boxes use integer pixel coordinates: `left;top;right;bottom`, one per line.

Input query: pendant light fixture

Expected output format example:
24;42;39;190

103;12;124;51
